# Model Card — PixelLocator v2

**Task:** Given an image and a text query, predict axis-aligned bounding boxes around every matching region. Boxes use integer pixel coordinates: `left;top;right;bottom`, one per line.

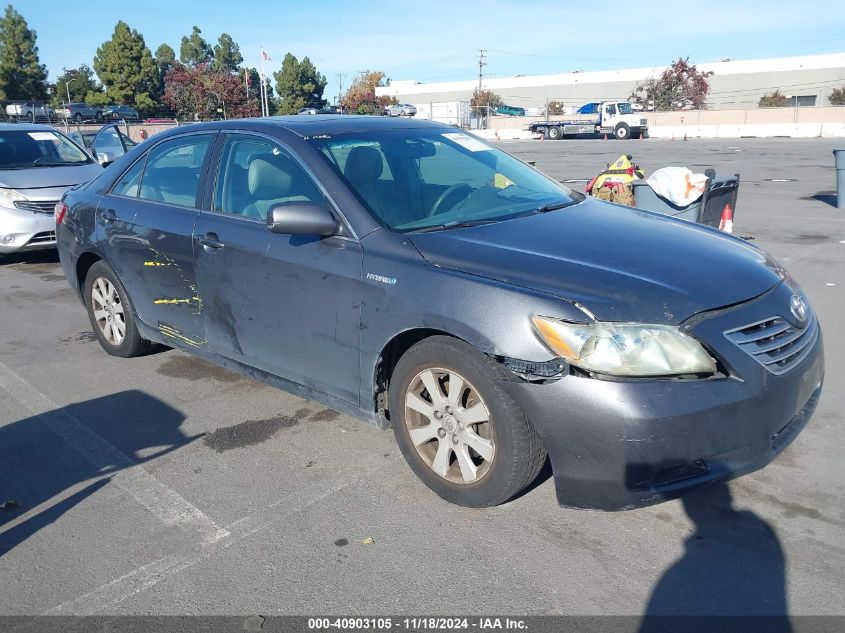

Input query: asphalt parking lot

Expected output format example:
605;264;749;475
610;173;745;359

1;138;843;617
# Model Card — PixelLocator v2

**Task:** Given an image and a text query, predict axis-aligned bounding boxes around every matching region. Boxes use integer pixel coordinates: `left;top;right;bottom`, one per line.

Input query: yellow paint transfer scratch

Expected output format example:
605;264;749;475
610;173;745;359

143;261;173;267
153;298;193;305
158;323;206;347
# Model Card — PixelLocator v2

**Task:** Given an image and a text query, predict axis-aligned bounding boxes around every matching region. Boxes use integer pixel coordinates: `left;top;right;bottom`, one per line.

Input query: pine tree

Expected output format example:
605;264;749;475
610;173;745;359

0;5;48;101
273;53;327;114
93;21;158;111
180;26;212;66
212;33;242;72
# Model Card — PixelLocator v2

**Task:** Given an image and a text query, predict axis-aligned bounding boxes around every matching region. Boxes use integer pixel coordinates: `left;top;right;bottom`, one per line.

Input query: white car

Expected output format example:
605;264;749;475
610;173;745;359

0;124;103;255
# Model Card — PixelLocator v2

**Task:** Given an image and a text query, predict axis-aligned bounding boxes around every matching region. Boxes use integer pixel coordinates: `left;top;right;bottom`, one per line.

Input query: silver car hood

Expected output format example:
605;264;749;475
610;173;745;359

0;163;103;191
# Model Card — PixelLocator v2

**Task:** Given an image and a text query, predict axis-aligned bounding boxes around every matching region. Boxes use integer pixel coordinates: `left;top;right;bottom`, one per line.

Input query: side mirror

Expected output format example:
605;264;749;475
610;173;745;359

267;202;338;237
97;152;116;167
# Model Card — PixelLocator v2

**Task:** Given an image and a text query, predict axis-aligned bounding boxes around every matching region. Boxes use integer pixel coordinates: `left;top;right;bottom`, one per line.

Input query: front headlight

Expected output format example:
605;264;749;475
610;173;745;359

532;315;717;377
0;188;27;208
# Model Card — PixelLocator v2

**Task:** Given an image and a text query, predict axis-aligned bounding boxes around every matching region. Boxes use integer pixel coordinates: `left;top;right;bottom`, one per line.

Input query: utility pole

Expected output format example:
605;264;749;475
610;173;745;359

477;49;487;96
336;73;347;110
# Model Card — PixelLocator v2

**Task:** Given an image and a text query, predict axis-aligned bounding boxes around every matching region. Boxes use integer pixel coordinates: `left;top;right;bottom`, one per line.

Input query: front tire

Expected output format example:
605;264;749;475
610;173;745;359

389;336;546;507
84;261;150;358
614;123;630;140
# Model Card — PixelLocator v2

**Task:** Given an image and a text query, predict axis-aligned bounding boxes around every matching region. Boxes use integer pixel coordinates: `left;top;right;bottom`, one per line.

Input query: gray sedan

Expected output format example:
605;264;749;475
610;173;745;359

385;103;417;117
0;124;103;255
55;117;823;510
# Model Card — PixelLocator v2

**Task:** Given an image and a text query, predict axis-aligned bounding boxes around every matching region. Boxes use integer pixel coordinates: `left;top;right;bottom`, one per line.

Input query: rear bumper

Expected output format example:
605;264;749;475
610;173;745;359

0;205;57;253
499;285;825;510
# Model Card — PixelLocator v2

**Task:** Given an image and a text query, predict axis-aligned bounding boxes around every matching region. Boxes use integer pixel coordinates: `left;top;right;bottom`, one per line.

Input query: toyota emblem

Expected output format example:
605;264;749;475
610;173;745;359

790;294;808;324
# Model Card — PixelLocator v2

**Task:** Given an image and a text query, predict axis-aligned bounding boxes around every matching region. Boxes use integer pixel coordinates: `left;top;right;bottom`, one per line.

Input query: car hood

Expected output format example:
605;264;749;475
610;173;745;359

408;198;783;324
0;163;103;190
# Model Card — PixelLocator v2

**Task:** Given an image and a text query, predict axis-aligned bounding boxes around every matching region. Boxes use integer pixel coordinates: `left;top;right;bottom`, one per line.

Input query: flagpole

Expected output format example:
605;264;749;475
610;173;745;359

259;49;267;117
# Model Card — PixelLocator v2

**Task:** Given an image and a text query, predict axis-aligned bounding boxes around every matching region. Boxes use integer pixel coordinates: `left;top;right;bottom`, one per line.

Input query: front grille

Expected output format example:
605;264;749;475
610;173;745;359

640;118;648;125
26;231;56;244
14;200;58;214
724;313;818;375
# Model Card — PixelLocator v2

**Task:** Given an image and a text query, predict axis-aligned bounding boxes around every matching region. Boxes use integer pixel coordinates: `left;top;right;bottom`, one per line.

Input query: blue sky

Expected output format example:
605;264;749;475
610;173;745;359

19;0;845;89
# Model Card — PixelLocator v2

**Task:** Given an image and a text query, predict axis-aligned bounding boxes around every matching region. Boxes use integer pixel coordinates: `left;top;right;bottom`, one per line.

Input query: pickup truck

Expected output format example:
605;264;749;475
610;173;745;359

5;102;55;122
528;101;648;140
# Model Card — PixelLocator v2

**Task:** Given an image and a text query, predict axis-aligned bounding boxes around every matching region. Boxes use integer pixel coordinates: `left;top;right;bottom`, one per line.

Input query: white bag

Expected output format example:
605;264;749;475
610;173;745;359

646;167;707;207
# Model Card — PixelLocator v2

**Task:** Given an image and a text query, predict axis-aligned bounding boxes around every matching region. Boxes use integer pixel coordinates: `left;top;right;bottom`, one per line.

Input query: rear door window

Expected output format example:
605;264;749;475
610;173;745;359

138;134;213;207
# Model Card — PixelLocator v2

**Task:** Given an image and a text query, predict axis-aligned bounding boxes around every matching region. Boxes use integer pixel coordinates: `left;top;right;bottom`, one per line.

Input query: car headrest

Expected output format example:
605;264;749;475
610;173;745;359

248;154;293;199
344;146;383;183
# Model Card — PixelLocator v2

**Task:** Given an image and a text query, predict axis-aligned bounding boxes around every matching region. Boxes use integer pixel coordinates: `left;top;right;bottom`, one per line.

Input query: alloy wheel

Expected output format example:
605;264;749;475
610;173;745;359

91;276;126;346
404;367;495;484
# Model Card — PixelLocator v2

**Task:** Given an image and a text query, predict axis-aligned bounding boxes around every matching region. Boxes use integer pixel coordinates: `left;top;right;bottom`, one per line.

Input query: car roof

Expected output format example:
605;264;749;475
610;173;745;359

158;115;453;138
0;123;60;132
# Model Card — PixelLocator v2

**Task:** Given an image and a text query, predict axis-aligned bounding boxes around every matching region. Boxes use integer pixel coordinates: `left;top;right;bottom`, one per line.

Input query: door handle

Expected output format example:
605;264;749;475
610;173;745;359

101;209;116;224
195;233;224;250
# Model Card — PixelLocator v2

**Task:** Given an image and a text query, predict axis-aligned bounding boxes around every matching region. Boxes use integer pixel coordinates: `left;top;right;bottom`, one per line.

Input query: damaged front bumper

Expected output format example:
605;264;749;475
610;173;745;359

497;285;825;510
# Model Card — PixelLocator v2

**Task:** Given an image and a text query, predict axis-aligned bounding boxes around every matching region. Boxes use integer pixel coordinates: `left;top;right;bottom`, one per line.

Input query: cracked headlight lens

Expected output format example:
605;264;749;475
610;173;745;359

532;316;717;377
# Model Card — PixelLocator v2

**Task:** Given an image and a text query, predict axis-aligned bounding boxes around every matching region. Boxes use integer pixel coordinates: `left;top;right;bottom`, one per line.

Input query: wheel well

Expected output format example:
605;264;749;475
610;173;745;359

75;252;102;302
374;328;455;423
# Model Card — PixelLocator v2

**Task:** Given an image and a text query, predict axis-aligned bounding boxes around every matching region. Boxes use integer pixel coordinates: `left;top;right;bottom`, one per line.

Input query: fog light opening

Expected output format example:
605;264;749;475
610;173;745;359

652;460;710;486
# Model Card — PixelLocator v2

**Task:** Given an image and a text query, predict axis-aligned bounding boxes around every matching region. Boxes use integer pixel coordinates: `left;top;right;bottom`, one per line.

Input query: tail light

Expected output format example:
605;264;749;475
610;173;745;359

54;201;68;225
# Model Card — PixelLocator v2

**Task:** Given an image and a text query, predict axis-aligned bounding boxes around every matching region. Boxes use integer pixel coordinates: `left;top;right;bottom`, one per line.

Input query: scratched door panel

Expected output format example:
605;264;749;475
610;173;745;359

193;212;364;406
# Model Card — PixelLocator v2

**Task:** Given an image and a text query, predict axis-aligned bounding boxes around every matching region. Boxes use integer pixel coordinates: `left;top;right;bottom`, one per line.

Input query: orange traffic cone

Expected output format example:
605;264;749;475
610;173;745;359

719;203;734;233
603;133;608;141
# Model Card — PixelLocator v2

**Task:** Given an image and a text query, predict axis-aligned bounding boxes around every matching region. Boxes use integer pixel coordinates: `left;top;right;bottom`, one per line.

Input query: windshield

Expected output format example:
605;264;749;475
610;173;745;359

310;129;581;231
0;130;92;169
617;103;633;115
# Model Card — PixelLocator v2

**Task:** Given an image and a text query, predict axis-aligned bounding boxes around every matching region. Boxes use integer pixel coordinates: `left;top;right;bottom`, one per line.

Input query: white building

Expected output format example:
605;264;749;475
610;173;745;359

376;53;845;111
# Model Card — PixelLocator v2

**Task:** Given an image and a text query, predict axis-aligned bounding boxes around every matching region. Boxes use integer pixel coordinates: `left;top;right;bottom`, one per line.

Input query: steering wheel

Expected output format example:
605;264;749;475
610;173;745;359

429;183;473;216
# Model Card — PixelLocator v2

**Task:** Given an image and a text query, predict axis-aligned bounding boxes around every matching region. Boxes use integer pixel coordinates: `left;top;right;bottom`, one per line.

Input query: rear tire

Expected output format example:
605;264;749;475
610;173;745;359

546;126;561;140
389;336;546;507
73;113;83;123
84;260;151;358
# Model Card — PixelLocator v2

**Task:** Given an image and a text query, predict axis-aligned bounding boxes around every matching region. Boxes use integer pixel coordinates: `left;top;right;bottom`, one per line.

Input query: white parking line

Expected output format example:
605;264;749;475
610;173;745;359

0;360;229;546
44;459;397;615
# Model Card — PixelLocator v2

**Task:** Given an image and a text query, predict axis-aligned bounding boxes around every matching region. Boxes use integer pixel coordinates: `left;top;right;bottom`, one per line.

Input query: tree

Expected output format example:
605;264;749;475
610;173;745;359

0;5;48;101
342;70;392;115
829;87;845;106
631;57;712;111
212;33;242;72
547;100;566;116
155;43;176;73
52;64;104;105
470;88;502;116
272;53;327;114
163;62;259;120
180;26;212;66
94;21;159;111
758;90;790;108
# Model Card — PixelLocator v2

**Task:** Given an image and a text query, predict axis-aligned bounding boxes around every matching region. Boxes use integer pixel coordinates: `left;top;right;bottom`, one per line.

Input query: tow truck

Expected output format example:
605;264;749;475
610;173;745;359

528;101;648;140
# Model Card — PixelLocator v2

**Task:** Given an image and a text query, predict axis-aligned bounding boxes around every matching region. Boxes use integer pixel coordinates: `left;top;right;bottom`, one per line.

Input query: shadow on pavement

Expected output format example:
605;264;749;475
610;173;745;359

0;390;200;557
640;482;790;632
0;250;60;266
